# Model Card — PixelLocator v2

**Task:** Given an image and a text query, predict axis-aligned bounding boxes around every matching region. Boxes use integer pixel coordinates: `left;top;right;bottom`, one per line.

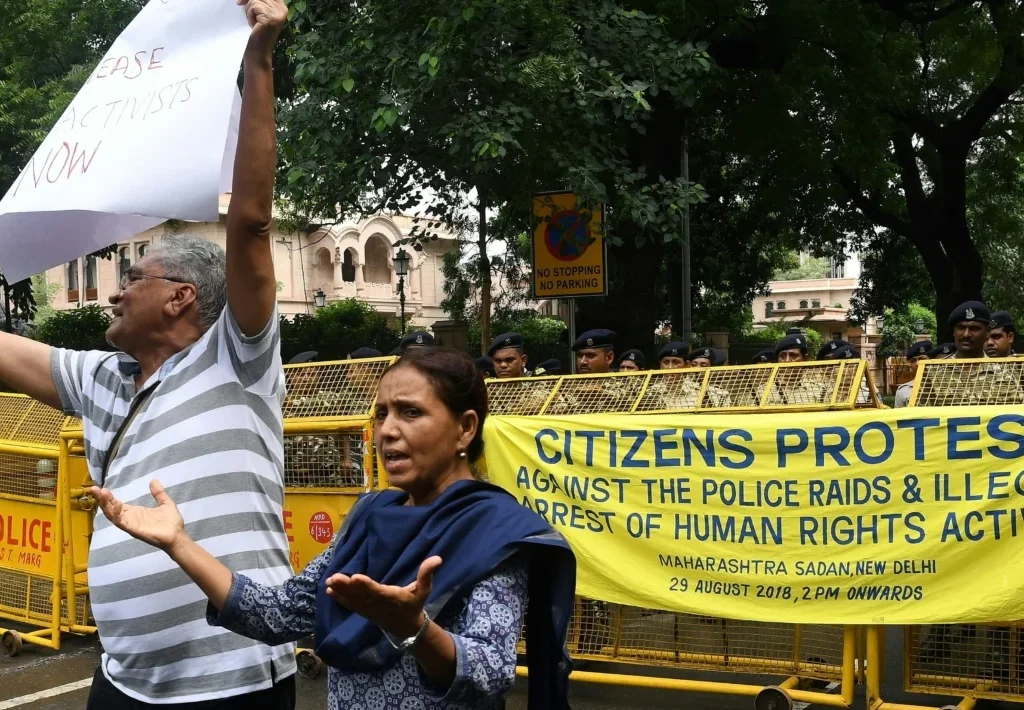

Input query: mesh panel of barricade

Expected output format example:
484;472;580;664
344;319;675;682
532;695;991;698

544;375;648;415
911;359;1024;407
0;398;66;446
701;366;775;409
284;432;366;488
768;364;839;406
0;568;54;623
633;371;704;412
284;359;393;419
0;452;58;499
487;378;560;416
522;599;845;681
908;624;1023;699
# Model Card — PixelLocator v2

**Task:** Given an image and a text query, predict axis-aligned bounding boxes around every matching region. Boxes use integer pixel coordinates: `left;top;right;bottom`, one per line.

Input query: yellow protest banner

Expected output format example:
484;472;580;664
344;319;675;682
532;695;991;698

532;191;606;298
484;407;1024;624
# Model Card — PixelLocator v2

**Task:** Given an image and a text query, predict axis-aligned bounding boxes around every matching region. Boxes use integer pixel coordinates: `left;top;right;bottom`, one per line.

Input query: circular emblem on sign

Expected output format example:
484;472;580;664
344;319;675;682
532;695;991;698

544;210;594;262
309;512;334;544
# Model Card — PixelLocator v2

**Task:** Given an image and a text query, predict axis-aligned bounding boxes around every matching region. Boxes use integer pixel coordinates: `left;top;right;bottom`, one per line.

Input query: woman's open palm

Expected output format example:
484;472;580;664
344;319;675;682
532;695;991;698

92;480;185;551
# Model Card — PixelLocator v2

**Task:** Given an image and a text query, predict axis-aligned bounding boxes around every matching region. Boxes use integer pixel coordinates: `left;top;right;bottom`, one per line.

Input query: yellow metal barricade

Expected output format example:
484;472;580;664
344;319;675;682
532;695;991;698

488;362;879;708
864;357;1024;710
282;357;394;677
0;395;96;655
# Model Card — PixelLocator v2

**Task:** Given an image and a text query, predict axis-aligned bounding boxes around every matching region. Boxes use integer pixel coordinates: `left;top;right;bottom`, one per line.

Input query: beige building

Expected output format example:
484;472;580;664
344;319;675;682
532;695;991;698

46;195;457;328
751;255;883;381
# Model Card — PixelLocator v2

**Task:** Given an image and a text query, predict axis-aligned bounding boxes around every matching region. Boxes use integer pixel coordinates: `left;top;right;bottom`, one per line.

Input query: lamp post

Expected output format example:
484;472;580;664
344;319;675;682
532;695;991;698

393;248;410;335
313;288;327;309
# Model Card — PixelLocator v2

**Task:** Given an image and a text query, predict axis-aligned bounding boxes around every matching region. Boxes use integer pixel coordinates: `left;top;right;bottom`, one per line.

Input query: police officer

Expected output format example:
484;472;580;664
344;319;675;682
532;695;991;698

893;341;932;409
533;358;562;376
488;332;530;378
617;349;646;372
573;329;616;374
347;347;382;359
400;330;435;353
928;343;955;360
985;311;1016;358
474;356;496;379
817;339;850;360
687;347;716;368
658;341;689;370
774;332;808;363
948;301;991;359
829;344;859;359
751;350;776;365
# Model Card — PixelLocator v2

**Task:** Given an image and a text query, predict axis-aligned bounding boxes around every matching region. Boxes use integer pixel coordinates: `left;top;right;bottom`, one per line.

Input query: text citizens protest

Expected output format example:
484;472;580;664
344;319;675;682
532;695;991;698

484;407;1024;624
0;0;250;284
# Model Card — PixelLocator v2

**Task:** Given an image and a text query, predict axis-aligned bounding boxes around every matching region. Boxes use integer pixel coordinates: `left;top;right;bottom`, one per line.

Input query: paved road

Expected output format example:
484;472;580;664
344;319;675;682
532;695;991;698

0;625;1008;709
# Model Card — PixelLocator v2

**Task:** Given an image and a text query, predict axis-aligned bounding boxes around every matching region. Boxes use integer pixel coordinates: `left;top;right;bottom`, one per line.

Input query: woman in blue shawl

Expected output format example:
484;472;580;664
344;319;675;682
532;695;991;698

93;348;576;709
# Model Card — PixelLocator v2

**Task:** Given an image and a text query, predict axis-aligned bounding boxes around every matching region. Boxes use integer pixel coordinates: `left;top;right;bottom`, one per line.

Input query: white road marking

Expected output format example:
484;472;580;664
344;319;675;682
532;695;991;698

0;677;92;709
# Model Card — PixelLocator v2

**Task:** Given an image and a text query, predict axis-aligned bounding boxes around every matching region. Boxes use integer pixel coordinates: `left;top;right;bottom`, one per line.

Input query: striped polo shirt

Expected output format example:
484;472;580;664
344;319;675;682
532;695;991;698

51;306;296;704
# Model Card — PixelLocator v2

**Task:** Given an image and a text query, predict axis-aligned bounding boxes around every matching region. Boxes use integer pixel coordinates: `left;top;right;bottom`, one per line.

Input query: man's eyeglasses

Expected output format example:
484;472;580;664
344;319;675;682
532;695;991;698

118;270;192;292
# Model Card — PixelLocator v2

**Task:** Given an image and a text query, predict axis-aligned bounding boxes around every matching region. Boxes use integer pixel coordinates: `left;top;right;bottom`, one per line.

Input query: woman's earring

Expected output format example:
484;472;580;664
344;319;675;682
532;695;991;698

458;450;467;459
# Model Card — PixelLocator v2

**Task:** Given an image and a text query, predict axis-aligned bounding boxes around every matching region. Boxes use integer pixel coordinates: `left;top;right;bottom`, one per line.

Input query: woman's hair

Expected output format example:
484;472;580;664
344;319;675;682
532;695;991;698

385;347;489;462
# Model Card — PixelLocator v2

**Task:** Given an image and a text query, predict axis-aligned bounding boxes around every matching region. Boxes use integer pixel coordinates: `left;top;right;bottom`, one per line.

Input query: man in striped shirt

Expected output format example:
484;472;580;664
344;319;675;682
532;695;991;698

0;1;296;707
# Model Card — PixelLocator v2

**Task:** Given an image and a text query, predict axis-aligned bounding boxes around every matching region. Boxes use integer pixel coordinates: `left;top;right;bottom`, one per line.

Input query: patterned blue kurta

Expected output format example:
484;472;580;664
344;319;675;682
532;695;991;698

208;545;528;710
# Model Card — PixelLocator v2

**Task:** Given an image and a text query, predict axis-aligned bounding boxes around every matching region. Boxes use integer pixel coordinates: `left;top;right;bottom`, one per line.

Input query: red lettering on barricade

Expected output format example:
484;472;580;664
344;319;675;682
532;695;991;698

283;510;294;543
309;512;334;544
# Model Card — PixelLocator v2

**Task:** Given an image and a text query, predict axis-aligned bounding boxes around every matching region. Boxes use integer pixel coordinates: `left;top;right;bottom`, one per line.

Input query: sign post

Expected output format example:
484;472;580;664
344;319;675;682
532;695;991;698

532;191;607;373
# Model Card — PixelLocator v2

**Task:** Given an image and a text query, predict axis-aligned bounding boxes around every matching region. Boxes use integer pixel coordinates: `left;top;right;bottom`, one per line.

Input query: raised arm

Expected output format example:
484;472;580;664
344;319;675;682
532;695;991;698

0;334;60;410
225;0;288;337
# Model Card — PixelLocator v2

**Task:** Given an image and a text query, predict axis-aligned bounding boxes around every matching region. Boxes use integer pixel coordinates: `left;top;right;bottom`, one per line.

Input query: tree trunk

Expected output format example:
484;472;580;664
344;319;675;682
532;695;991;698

477;192;491;355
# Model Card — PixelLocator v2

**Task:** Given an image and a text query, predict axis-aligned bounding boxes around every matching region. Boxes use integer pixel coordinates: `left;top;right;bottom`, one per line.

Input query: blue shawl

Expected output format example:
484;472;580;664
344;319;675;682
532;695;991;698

313;479;575;709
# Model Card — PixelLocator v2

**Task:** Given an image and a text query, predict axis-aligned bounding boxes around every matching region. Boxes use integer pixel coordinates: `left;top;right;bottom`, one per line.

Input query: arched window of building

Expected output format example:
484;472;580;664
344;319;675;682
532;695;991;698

364;235;392;284
342;248;357;282
312;247;333;291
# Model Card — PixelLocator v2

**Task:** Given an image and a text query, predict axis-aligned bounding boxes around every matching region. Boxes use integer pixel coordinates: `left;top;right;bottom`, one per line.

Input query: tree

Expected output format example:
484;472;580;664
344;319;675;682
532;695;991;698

278;0;709;356
34;305;113;351
278;299;401;364
877;302;937;389
773;253;831;282
0;0;143;318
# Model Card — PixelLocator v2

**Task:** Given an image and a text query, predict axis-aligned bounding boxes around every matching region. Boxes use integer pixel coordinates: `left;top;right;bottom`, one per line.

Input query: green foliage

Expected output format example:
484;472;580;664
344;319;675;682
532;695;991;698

29;274;60;326
34;305;113;351
741;322;823;358
467;310;567;368
279;299;401;363
772;253;831;282
878;303;936;360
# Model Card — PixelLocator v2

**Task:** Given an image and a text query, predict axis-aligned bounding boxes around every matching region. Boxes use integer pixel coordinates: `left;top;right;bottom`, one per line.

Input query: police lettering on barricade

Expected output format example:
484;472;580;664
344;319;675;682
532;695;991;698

484;408;1024;624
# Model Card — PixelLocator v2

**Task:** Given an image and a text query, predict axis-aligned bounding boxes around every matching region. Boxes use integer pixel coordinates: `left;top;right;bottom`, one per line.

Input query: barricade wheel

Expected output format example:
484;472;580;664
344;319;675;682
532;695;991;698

754;686;792;710
296;649;323;679
1;631;22;657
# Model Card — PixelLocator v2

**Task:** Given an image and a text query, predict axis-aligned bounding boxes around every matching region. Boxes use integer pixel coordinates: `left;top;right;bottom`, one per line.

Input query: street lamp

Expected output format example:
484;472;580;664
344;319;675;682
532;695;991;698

313;288;327;309
393;248;411;335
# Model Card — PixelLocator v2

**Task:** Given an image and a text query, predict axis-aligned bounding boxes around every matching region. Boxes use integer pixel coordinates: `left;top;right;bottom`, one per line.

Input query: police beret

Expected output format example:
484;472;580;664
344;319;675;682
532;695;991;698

400;331;434;348
991;311;1016;333
711;348;728;366
389;346;403;356
752;349;776;364
474;356;495;377
488;332;525;356
288;351;318;365
817;339;849;360
533;358;562;376
687;347;713;362
774;333;808;355
658;341;690;360
831;344;860;360
347;347;382;360
928;342;955;359
572;329;616;351
618;349;646;368
906;340;933;359
948;301;991;328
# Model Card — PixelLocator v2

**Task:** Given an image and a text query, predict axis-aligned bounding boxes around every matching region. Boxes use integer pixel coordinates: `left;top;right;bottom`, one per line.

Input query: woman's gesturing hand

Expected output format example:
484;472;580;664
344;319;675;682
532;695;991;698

92;479;186;552
325;556;443;639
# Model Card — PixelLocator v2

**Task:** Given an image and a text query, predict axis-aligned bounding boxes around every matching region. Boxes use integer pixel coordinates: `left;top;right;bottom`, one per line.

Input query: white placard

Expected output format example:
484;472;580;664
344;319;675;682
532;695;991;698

0;0;251;284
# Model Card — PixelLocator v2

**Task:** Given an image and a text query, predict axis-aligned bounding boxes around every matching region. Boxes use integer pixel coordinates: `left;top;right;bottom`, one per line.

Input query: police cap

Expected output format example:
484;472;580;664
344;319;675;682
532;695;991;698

928;342;956;359
906;340;933;359
533;358;562;376
347;347;382;360
572;329;616;352
288;351;318;365
474;356;495;378
752;349;776;364
831;344;860;360
817;339;849;360
687;347;713;362
658;341;690;360
991;311;1016;335
948;301;991;328
710;348;728;366
488;332;525;356
618;349;646;369
774;333;808;355
400;331;435;348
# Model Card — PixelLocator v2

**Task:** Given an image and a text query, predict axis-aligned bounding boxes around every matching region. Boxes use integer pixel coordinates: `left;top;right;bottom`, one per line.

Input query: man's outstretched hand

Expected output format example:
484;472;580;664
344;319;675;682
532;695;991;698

238;0;288;59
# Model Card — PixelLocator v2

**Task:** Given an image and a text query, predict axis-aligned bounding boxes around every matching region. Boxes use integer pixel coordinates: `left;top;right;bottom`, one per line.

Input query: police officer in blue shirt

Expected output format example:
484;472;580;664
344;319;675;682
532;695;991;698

573;329;616;374
488;332;530;378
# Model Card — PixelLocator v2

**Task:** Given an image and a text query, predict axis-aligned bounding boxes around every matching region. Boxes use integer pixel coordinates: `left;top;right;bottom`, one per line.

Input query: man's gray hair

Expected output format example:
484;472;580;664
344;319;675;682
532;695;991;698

149;234;227;331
